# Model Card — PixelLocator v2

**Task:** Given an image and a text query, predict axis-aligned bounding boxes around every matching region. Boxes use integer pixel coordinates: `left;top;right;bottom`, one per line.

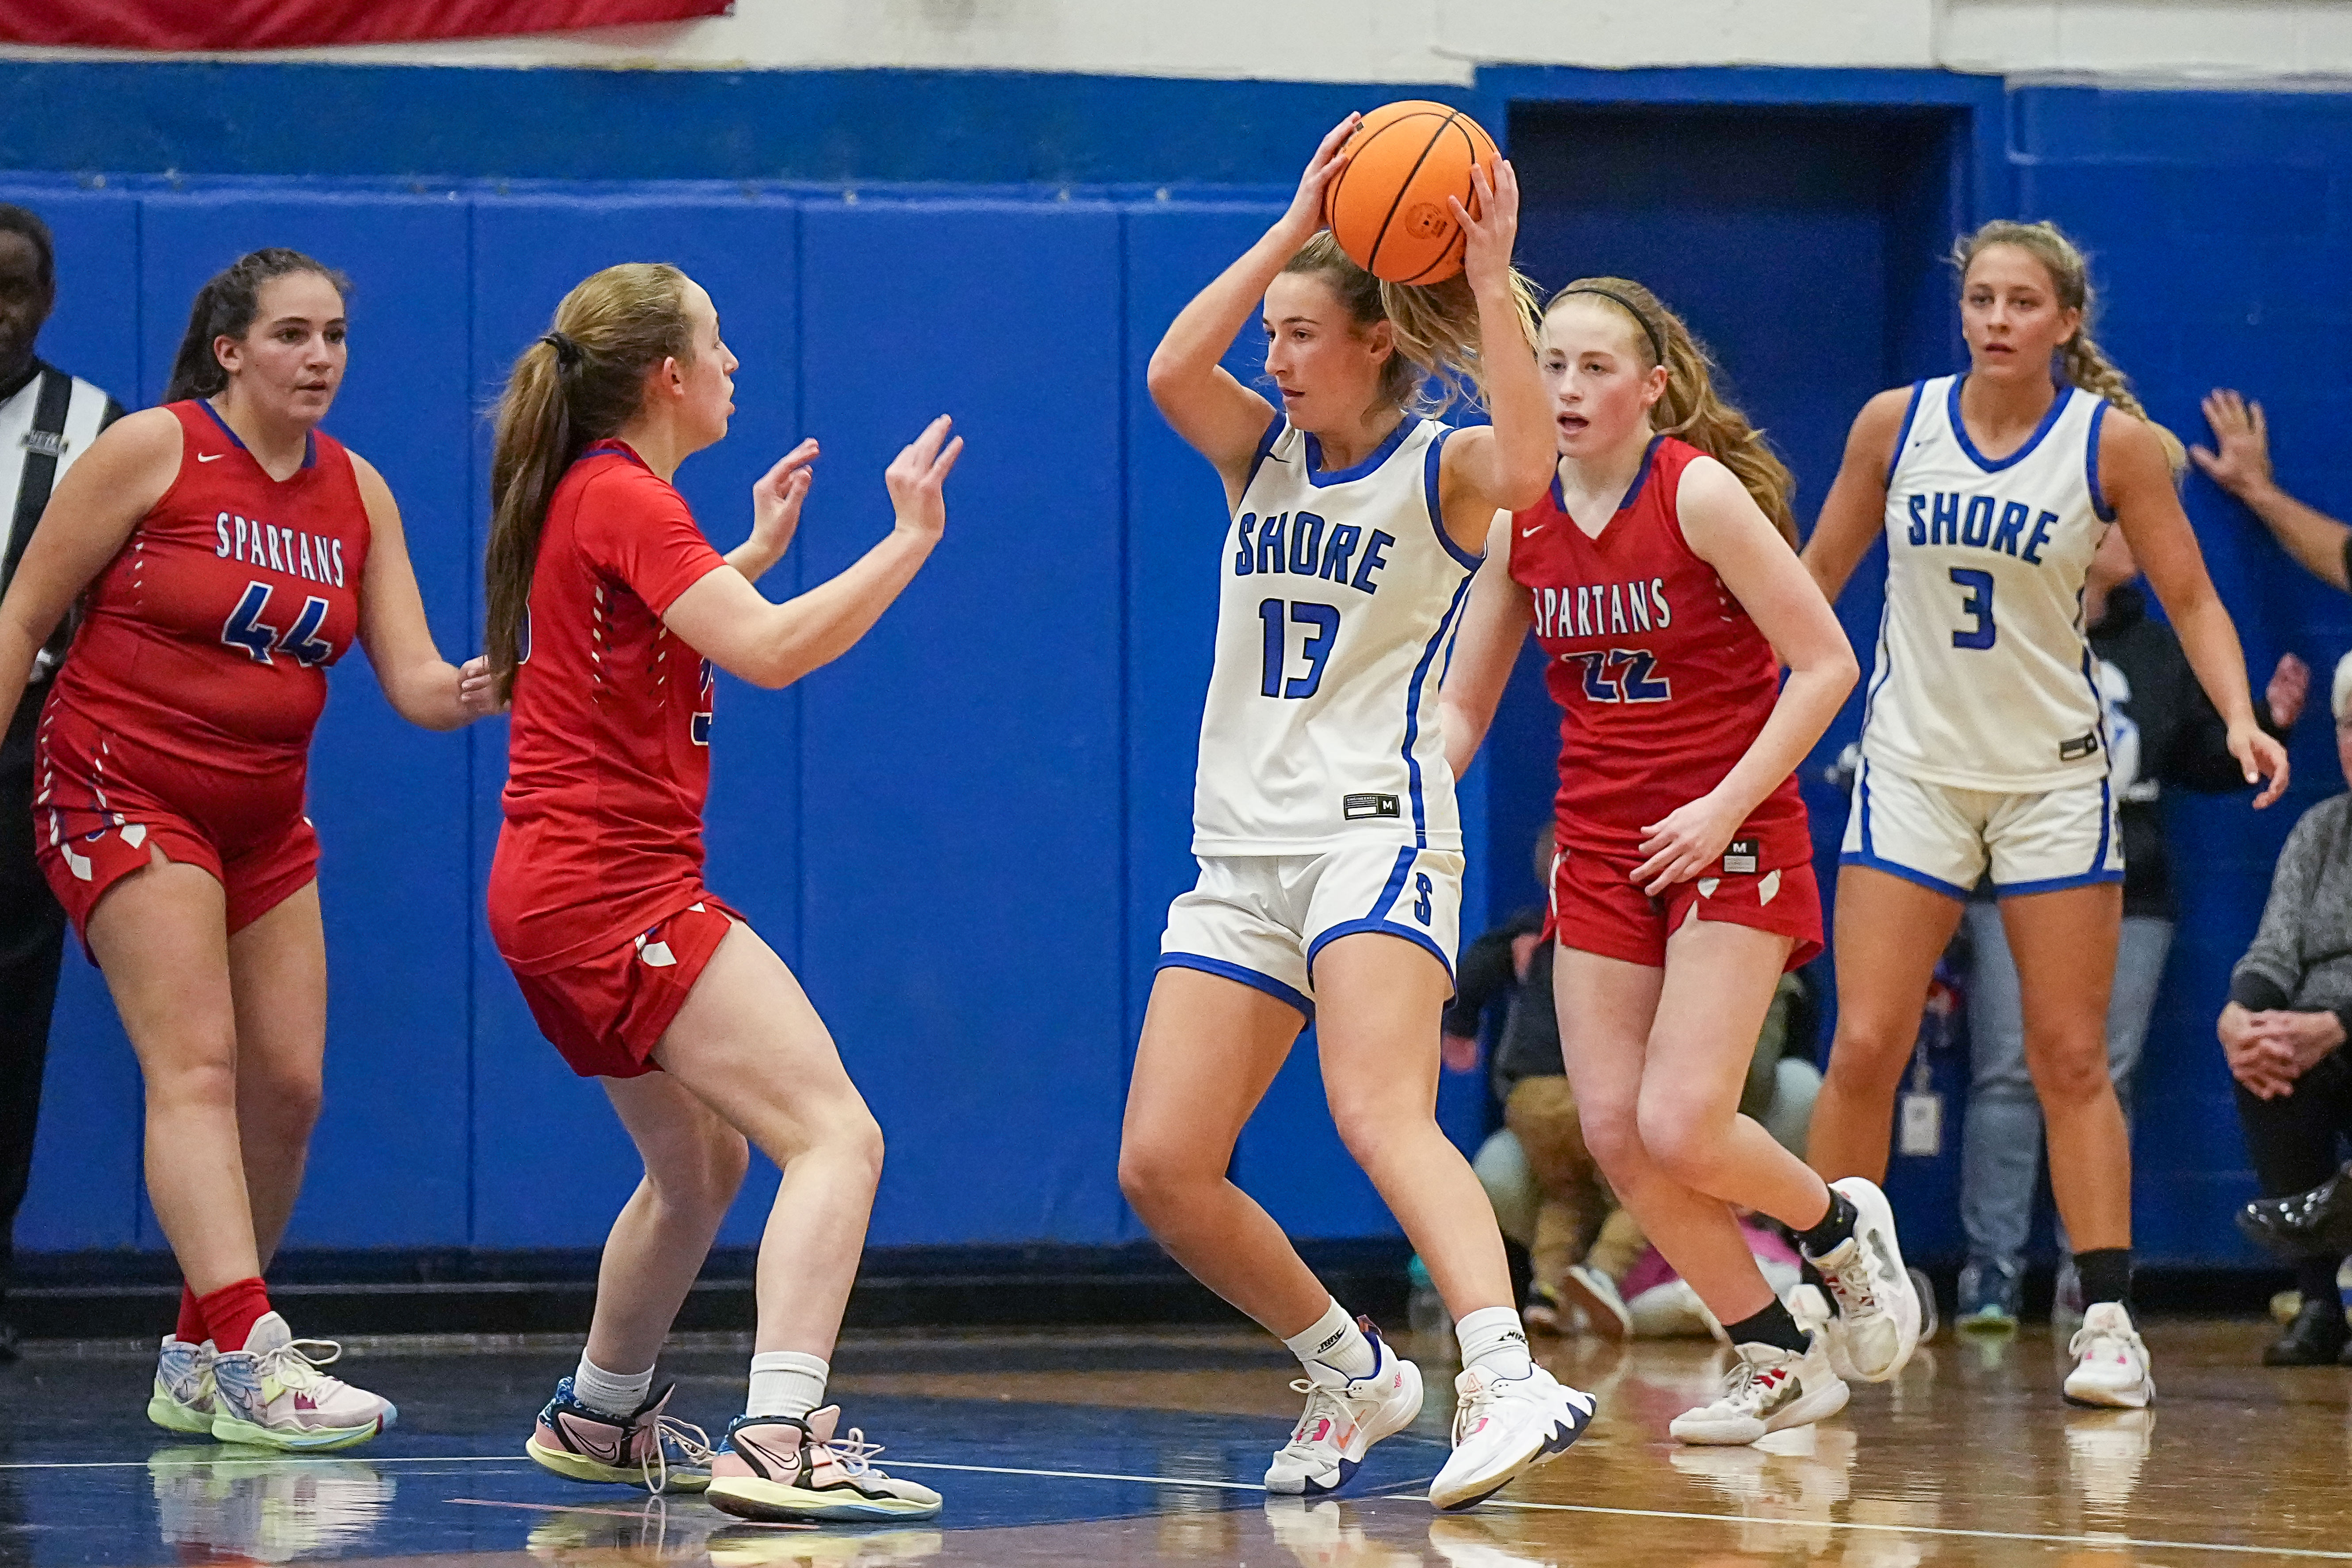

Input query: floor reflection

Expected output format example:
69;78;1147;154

147;1445;394;1563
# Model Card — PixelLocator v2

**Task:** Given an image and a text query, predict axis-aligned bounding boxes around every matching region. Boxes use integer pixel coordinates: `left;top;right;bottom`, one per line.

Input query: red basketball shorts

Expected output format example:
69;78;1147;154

33;710;317;951
509;894;743;1079
1549;842;1822;972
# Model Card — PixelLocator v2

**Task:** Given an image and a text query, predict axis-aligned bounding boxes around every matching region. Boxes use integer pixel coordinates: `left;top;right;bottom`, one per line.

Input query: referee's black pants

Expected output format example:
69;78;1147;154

0;686;66;1320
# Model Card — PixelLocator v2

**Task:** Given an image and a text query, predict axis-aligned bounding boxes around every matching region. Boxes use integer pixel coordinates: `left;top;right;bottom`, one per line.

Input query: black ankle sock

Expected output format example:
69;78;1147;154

1798;1258;1826;1295
2075;1247;2133;1311
2293;1254;2339;1304
1721;1299;1810;1355
1793;1190;1858;1257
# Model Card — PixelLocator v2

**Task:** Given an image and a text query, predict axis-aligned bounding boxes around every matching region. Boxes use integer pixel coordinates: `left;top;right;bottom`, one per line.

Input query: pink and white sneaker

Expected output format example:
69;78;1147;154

707;1407;942;1522
209;1312;395;1451
527;1377;715;1492
1265;1320;1425;1495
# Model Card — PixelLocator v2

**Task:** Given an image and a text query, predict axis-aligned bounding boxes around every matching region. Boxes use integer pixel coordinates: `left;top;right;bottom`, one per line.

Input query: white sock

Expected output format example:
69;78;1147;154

747;1350;829;1421
573;1353;653;1418
1282;1299;1378;1380
1457;1306;1532;1380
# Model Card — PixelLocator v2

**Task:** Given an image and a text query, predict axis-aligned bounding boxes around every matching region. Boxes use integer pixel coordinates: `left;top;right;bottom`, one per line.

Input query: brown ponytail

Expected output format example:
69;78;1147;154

1280;233;1540;418
1953;219;2187;476
1544;278;1799;547
484;261;696;703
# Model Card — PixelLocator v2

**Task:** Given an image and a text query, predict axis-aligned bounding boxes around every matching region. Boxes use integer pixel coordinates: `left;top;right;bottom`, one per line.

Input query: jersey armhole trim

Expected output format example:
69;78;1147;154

1242;410;1285;494
1885;380;1930;488
1423;425;1483;571
2085;401;2118;522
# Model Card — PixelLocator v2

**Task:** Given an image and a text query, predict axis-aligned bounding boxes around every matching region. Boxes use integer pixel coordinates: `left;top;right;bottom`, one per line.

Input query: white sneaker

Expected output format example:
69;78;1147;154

210;1313;397;1451
148;1336;217;1435
2063;1302;2154;1409
1786;1285;1859;1383
1428;1363;1595;1511
1264;1322;1424;1496
1670;1336;1849;1446
1556;1265;1630;1341
1800;1178;1921;1382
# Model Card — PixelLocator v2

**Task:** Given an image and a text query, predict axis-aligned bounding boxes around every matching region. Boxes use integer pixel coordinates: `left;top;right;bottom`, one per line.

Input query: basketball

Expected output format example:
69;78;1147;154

1323;100;1500;285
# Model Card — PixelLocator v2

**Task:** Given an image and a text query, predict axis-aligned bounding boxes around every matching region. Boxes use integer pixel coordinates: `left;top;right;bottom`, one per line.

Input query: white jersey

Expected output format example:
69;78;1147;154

1861;375;2116;793
1191;415;1477;855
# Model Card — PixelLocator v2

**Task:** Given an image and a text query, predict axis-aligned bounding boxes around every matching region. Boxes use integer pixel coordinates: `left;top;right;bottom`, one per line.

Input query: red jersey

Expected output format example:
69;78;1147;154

44;400;371;774
488;441;728;974
1510;435;1808;865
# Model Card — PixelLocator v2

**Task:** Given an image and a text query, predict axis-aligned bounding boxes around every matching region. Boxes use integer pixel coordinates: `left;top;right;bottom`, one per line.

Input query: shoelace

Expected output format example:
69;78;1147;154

1450;1372;1506;1445
2067;1320;2137;1362
259;1337;356;1396
815;1424;885;1478
1714;1356;1791;1412
637;1416;716;1495
1282;1378;1350;1452
1824;1250;1882;1318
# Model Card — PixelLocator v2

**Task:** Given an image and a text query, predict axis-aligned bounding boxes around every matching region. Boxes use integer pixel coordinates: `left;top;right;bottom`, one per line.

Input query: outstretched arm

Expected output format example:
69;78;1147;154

2191;388;2351;591
2107;410;2287;806
0;408;180;721
1145;114;1357;501
351;454;496;730
1439;515;1532;781
1635;457;1857;893
1800;386;1911;603
664;416;962;691
1436;160;1552;537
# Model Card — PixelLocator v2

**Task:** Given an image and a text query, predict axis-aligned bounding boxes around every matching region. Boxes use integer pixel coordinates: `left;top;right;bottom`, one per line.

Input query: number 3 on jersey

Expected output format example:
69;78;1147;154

221;581;335;667
1948;567;1997;651
1258;599;1339;699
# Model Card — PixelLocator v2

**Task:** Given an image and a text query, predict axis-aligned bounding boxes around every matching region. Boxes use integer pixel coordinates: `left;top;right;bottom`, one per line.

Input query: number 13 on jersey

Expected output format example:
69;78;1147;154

1258;599;1339;699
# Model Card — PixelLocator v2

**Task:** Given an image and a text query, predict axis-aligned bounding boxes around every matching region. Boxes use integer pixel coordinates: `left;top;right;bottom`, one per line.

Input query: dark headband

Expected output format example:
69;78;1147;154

540;330;581;369
1554;286;1666;367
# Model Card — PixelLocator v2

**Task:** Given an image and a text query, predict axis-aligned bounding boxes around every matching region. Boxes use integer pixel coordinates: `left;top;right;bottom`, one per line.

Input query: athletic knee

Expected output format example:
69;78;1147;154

1117;1135;1218;1223
1822;1026;1912;1100
1325;1090;1426;1169
245;1060;324;1134
1574;1100;1646;1186
654;1123;750;1217
2025;1035;2113;1108
1635;1099;1725;1190
142;1033;240;1112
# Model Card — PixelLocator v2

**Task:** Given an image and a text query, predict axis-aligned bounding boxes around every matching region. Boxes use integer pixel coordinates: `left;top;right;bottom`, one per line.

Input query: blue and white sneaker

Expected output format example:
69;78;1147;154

1957;1257;2021;1335
1428;1363;1595;1510
148;1336;217;1435
1264;1320;1424;1496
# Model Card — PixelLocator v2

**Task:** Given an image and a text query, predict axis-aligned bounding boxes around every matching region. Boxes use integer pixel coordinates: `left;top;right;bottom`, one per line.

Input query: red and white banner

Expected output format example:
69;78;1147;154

0;1;732;50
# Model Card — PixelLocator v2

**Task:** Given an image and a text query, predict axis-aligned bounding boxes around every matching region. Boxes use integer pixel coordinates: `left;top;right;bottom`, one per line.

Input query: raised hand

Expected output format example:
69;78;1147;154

1279;113;1361;247
885;415;964;540
750;438;818;560
1449;158;1521;298
2190;389;2275;498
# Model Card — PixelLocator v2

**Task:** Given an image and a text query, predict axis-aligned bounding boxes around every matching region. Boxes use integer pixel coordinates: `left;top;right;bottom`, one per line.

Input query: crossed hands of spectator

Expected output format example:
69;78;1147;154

2219;999;2346;1099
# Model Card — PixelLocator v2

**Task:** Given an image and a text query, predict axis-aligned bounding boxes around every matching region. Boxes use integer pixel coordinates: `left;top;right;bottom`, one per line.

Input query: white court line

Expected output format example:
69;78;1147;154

1484;1499;2352;1562
13;1451;2341;1561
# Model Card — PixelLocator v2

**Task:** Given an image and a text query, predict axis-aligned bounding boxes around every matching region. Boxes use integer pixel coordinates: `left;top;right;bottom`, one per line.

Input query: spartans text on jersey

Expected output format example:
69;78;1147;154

1532;578;1674;641
213;510;349;588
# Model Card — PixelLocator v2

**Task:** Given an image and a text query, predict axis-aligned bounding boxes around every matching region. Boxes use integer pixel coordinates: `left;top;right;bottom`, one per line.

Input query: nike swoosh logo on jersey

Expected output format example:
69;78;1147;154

1521;525;1542;537
197;452;224;462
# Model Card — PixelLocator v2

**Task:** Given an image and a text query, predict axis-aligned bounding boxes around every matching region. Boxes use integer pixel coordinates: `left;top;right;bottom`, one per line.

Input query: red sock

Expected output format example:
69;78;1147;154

196;1277;273;1352
174;1284;207;1346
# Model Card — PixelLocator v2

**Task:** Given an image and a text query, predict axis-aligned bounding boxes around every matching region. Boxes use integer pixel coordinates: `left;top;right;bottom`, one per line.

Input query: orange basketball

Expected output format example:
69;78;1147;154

1323;100;1499;285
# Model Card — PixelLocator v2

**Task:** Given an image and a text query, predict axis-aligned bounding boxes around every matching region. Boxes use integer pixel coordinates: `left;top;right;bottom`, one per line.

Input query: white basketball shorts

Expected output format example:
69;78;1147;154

1839;756;2122;898
1157;842;1464;1019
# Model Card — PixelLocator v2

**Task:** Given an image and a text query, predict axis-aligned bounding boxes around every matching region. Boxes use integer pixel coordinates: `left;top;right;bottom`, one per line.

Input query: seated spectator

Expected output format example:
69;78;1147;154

2192;388;2352;590
2217;652;2352;1366
1957;525;2306;1332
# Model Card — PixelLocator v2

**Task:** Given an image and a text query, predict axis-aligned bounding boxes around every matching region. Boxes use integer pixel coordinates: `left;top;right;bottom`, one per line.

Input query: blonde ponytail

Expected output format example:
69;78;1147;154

485;261;697;703
1544;278;1799;548
1281;234;1540;418
1954;220;2187;476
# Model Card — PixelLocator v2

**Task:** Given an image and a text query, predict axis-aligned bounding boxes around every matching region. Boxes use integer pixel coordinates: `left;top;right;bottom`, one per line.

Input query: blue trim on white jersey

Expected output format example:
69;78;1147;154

1398;572;1476;845
1243;410;1284;494
1993;867;2125;897
1156;951;1313;1020
1858;599;1894;736
2084;401;2117;521
1885;380;1929;487
1307;919;1456;985
1947;376;2072;474
1857;759;1880;859
1302;414;1415;487
1368;845;1416;919
1422;426;1482;571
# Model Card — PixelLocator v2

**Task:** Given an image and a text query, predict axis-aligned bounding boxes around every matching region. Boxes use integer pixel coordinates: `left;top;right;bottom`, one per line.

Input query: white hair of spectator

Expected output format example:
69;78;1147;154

2332;650;2352;723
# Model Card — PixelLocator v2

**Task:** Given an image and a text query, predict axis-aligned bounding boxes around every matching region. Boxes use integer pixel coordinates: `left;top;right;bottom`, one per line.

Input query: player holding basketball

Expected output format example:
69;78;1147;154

0;248;497;1448
1442;278;1919;1445
1802;220;2287;1408
485;263;950;1521
1120;114;1595;1511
